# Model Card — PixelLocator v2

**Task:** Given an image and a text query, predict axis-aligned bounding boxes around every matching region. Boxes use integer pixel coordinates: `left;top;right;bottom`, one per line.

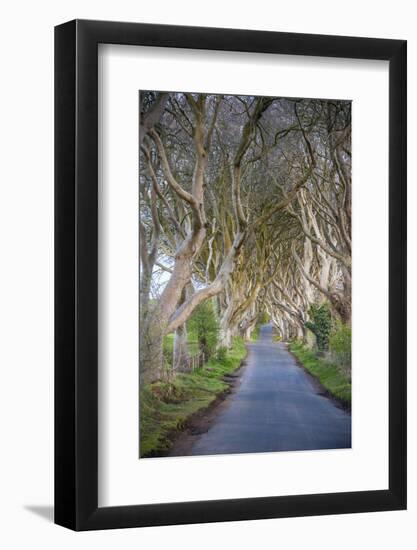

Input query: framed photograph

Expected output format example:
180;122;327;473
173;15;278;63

55;19;406;530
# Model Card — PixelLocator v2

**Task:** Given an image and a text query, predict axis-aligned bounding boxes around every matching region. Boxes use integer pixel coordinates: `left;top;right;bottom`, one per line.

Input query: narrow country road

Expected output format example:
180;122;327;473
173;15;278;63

182;324;351;456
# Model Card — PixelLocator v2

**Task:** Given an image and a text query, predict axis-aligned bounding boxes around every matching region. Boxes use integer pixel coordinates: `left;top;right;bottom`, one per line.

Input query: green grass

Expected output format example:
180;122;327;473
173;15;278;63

140;337;247;457
289;341;351;406
163;331;200;362
250;326;260;341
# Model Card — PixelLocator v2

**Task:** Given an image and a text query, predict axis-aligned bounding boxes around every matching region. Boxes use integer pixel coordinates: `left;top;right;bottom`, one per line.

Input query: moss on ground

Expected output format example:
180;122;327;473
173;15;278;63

288;341;351;407
140;337;247;457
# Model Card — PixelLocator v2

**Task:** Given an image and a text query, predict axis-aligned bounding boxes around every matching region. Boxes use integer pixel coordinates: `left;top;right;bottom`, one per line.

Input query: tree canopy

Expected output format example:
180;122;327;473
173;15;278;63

139;91;351;382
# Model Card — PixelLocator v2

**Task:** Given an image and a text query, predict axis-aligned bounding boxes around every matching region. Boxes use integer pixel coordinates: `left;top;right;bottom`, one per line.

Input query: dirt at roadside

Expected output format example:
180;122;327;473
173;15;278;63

160;357;249;457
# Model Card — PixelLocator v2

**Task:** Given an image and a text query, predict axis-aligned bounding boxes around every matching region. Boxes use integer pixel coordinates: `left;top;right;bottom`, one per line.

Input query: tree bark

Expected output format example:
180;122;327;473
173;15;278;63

173;324;189;371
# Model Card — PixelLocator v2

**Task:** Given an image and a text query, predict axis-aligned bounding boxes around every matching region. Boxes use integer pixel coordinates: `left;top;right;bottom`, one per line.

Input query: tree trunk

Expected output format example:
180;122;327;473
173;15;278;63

219;326;232;349
173;323;189;371
140;314;165;384
219;299;235;348
279;319;288;342
244;325;252;341
341;265;352;325
296;323;305;341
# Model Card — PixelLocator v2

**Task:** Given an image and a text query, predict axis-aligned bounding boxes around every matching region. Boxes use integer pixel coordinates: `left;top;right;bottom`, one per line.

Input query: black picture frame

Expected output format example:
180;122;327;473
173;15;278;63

55;19;407;531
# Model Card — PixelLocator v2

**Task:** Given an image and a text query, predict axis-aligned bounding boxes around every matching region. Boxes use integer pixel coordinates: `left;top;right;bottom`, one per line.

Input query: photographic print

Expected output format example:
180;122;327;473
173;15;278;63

139;91;351;458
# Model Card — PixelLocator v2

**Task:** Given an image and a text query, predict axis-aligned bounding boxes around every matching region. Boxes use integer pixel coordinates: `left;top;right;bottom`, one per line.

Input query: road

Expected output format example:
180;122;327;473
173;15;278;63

184;324;351;456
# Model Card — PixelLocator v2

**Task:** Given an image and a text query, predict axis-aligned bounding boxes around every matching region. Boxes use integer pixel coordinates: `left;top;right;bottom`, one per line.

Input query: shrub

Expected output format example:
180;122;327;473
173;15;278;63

329;323;351;375
250;325;260;341
188;300;219;359
216;346;227;362
163;333;174;366
305;302;332;351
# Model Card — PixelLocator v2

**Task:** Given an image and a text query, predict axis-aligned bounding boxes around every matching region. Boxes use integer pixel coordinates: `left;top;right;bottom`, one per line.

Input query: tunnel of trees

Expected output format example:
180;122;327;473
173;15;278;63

139;92;351;384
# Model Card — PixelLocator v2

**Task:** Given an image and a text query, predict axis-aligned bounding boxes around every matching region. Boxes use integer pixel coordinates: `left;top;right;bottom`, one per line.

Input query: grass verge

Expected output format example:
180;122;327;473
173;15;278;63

250;326;260;342
140;337;247;457
288;340;351;408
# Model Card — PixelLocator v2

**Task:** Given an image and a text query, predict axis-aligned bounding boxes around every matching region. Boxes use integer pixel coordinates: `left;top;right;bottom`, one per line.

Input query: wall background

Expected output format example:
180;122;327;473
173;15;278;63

0;1;414;548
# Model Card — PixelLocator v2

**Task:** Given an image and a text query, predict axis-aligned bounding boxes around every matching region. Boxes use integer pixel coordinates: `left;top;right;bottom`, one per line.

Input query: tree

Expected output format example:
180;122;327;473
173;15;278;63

139;93;352;382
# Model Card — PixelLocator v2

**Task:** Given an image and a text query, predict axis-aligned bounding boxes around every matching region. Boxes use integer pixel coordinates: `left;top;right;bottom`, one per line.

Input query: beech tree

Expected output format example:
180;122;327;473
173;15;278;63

139;93;352;382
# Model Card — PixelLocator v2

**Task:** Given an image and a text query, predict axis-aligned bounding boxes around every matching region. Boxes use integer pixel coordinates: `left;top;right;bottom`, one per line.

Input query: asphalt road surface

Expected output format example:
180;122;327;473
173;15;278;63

189;324;351;456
